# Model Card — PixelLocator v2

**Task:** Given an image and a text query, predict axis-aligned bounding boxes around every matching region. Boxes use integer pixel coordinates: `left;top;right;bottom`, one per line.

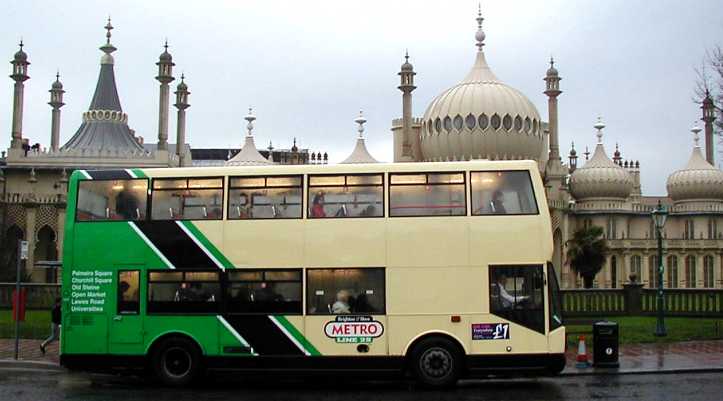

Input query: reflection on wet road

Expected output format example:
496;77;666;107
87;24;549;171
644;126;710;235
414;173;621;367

1;368;722;401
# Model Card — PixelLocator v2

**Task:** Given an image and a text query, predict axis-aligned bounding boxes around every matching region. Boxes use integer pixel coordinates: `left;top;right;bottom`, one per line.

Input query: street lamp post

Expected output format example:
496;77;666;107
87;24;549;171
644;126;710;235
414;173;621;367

651;201;668;337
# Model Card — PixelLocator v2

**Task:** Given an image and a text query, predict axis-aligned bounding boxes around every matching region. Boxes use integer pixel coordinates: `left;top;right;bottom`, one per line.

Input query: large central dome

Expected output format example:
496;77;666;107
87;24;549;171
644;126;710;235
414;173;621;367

419;11;543;162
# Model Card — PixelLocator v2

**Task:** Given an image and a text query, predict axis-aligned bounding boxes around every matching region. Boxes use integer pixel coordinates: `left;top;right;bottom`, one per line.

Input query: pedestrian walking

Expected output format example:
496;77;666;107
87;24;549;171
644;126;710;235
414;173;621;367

40;297;61;355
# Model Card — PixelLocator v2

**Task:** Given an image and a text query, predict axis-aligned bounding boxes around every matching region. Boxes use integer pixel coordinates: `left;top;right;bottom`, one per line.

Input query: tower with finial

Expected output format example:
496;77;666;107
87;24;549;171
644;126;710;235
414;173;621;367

544;57;562;161
613;143;622;165
174;74;190;166
156;40;175;151
9;40;30;150
568;142;578;173
395;49;417;162
48;72;65;151
701;89;716;165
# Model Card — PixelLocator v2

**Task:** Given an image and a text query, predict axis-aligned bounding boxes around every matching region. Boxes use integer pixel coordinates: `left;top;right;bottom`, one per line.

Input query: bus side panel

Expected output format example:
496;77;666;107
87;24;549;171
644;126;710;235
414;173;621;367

224;220;305;267
144;316;221;356
304;315;387;356
387;218;469;268
305;219;385;267
387;267;483;355
469;216;544;265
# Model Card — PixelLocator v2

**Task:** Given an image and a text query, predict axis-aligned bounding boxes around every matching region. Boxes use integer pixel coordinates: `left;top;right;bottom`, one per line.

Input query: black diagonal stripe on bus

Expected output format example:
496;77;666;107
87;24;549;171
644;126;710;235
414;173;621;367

223;315;304;356
86;170;133;180
134;221;217;269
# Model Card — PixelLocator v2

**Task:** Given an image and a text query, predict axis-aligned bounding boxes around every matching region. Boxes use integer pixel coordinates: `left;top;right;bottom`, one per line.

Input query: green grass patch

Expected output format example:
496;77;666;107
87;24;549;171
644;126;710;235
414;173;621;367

566;316;723;346
0;309;52;339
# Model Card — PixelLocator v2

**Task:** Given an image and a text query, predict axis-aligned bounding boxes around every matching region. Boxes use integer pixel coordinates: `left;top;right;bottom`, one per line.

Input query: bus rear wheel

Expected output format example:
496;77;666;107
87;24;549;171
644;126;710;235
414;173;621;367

410;337;463;388
151;337;202;386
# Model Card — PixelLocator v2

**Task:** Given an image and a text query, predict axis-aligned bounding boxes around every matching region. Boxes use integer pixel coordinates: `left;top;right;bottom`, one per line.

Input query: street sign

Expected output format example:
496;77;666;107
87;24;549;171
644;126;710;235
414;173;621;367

20;241;28;260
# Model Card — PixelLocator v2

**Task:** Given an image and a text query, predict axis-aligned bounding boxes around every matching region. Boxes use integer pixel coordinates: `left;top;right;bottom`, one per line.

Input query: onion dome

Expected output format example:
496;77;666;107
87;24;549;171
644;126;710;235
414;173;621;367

341;111;379;164
51;72;63;90
159;40;172;62
419;8;543;162
13;41;28;63
401;50;413;71
226;108;274;166
666;125;723;204
569;118;633;200
546;57;558;77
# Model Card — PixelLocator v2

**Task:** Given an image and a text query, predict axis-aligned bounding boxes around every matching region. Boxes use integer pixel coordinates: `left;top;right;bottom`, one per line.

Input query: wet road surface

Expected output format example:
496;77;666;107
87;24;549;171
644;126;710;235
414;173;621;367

1;368;722;401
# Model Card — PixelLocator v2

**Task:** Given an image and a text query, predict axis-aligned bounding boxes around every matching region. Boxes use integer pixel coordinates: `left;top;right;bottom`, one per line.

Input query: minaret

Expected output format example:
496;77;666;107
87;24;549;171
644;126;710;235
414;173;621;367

9;41;30;150
174;74;190;166
544;57;562;161
397;50;416;162
612;143;622;166
48;72;65;151
155;40;175;151
568;142;578;173
701;90;716;165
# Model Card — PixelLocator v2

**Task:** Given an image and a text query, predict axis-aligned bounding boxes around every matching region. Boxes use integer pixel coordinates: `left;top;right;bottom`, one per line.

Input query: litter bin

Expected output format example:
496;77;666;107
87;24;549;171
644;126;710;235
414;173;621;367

593;321;619;368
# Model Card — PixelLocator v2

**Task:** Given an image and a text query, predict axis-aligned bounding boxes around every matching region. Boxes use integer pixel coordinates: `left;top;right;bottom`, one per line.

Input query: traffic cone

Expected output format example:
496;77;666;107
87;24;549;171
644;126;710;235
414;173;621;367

575;335;589;368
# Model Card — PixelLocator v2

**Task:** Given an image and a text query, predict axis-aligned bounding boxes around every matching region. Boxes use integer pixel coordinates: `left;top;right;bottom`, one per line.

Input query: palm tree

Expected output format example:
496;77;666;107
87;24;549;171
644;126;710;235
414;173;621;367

566;226;608;288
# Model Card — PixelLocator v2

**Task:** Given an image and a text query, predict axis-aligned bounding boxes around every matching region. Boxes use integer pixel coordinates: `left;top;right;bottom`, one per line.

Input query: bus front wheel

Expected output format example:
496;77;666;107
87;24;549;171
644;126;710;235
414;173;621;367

410;337;463;388
151;337;202;386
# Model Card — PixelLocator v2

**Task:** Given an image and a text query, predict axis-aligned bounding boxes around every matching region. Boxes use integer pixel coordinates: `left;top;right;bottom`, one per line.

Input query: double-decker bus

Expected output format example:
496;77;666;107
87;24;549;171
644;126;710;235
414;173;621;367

60;160;565;387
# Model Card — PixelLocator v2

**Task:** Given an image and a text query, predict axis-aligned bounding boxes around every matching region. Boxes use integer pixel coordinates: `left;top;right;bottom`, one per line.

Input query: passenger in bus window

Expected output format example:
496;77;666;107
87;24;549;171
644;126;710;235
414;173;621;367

174;282;200;302
490;190;507;214
494;274;528;309
311;192;326;218
116;188;139;220
253;282;282;303
331;289;351;314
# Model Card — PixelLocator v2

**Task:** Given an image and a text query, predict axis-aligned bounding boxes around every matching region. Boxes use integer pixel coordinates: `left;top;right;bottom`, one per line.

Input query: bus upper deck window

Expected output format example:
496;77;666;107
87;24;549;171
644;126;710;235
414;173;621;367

471;171;538;215
389;172;465;217
76;179;148;221
151;177;224;220
228;175;302;219
308;174;383;218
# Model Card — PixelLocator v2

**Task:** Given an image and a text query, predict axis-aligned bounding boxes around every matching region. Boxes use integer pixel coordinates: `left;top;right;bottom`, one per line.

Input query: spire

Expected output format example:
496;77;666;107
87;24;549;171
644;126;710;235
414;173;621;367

584;146;590;160
475;3;486;50
226;107;273;166
355;110;367;138
594;117;605;143
692;123;702;148
341;110;379;164
100;17;117;58
245;107;256;137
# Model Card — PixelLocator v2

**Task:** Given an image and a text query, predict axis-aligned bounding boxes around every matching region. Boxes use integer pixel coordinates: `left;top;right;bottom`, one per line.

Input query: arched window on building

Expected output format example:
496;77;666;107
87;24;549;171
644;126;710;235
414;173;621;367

584;218;592;230
648;255;659;288
610;256;617;288
685;255;697;288
35;226;58;283
630;255;642;282
703;255;715;288
667;255;678;289
606;218;617;240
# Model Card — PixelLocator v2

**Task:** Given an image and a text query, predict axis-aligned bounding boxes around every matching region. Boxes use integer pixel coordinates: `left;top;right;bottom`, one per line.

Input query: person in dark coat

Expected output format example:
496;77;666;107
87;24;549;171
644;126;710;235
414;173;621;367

40;297;61;355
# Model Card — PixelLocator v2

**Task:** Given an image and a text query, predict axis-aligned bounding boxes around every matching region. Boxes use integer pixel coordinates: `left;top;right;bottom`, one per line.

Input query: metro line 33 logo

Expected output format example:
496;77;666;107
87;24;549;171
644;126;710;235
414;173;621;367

324;315;384;343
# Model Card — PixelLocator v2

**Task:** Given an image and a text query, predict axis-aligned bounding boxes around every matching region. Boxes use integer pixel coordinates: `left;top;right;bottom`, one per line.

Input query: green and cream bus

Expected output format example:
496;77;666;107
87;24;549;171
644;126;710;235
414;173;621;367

60;160;565;387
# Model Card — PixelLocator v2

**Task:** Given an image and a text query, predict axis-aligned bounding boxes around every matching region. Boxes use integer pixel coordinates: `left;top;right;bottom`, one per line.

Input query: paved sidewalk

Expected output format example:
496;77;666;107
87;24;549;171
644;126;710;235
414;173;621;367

3;338;723;375
563;339;723;375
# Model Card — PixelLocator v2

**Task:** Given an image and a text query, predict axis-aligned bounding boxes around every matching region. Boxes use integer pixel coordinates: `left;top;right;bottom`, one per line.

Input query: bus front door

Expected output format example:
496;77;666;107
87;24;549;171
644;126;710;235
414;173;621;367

109;270;144;352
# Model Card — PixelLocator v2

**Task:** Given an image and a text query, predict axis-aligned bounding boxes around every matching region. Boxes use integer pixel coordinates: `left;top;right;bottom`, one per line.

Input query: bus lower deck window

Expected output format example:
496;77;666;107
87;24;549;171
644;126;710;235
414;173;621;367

118;271;140;314
489;265;545;333
389;172;465;217
147;271;220;314
306;268;385;315
471;171;538;215
76;179;148;221
226;269;302;314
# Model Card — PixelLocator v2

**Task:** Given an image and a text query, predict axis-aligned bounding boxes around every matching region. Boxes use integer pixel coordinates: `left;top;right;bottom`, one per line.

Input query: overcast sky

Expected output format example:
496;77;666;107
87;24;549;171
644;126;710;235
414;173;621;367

1;0;722;195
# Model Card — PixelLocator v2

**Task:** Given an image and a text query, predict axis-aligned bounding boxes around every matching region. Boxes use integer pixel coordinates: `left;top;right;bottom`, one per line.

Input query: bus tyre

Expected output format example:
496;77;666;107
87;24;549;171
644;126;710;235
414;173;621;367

152;337;202;387
410;337;463;388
